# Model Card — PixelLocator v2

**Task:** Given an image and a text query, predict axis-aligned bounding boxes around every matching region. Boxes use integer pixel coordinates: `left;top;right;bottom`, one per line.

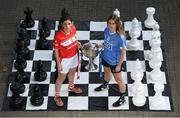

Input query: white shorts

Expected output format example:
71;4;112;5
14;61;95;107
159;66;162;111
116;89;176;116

60;54;78;74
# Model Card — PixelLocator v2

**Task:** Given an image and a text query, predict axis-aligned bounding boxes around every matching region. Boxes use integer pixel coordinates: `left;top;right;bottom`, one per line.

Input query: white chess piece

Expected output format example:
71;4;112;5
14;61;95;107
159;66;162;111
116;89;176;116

144;7;157;29
131;59;146;106
132;79;146;106
149;33;162;60
149;52;163;82
113;8;120;18
113;8;122;25
149;22;161;47
127;17;141;50
151;84;165;108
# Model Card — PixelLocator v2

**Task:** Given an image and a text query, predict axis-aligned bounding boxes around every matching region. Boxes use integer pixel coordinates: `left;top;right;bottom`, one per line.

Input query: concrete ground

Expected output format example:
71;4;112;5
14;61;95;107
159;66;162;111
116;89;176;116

0;0;179;117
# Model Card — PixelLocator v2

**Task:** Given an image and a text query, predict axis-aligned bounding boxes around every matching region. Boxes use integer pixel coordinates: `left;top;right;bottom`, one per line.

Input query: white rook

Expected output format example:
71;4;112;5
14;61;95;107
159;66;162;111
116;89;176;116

144;7;157;29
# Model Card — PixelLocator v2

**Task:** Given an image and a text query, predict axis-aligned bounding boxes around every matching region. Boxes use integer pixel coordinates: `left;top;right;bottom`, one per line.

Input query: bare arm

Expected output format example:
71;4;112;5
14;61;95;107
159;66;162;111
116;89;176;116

54;49;62;71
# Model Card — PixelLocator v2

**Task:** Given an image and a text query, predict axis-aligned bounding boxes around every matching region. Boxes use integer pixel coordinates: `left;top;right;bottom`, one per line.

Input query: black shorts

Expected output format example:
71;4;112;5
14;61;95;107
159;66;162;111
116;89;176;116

102;58;122;73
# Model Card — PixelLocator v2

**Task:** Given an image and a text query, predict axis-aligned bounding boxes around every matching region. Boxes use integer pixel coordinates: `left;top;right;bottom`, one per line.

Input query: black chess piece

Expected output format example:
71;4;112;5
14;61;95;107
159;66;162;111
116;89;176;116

14;52;27;70
16;39;30;60
41;17;50;37
30;85;44;106
20;7;35;28
10;80;25;109
17;27;30;46
16;69;27;83
34;60;47;81
36;29;49;50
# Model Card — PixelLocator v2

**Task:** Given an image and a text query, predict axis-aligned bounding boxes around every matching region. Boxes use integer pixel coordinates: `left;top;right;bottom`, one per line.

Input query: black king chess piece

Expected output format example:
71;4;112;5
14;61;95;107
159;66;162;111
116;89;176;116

30;85;44;106
14;51;27;70
17;27;30;46
20;7;35;28
16;39;30;60
10;80;25;109
36;29;49;50
34;60;47;81
41;17;50;37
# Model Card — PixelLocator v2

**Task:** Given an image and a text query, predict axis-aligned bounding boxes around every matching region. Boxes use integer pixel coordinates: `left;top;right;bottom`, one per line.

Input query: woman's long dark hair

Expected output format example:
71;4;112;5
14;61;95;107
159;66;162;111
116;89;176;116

107;15;125;35
58;8;72;30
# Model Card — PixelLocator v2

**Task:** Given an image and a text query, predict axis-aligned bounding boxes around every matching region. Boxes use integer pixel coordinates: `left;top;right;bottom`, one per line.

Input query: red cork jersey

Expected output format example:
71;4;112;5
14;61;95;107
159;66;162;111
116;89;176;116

53;25;78;58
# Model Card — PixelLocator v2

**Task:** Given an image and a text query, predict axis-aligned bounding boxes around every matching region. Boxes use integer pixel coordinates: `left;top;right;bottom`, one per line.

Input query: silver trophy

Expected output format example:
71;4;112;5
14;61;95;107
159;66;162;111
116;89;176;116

82;42;99;71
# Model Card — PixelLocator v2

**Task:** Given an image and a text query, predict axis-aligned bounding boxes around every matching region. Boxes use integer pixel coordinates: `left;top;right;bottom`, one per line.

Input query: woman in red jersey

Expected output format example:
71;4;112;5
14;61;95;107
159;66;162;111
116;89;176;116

53;8;82;107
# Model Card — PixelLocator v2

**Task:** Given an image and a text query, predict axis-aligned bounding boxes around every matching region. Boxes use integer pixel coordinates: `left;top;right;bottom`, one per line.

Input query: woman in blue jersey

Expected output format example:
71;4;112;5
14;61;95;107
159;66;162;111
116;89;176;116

95;15;126;107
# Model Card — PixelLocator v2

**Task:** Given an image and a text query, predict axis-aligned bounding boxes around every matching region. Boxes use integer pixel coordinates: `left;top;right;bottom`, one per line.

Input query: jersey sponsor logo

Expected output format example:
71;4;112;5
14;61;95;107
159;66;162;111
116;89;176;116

61;36;77;46
104;40;112;51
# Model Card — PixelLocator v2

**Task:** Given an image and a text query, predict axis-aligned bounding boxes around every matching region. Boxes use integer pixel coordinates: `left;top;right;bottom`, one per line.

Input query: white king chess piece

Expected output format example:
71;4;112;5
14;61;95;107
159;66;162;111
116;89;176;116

144;7;157;29
127;17;141;50
150;84;165;108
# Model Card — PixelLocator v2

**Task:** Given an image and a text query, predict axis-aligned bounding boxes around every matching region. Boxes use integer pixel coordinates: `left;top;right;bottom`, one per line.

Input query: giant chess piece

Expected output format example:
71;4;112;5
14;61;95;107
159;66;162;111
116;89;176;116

41;17;50;37
10;80;25;109
16;39;30;60
149;22;161;47
20;7;35;28
148;34;162;61
34;60;47;82
144;7;157;29
113;8;122;25
16;69;27;83
14;52;27;70
30;85;44;106
36;29;49;50
149;52;163;82
127;17;141;50
131;59;146;106
15;69;27;83
150;84;165;108
17;27;30;46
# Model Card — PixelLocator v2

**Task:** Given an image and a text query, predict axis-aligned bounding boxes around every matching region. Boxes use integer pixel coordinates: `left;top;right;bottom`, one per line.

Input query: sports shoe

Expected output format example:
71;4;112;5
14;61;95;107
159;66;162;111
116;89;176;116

94;84;108;91
112;96;125;107
54;97;64;107
69;85;82;93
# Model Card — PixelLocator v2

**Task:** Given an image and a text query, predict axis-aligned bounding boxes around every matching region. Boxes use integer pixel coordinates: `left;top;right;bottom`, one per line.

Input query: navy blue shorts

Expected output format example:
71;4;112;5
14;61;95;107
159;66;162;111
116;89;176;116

102;58;122;73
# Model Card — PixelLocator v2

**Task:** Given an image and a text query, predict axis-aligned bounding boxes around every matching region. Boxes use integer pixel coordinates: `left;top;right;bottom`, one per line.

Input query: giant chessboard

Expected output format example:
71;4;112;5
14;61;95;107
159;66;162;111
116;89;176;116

2;20;173;111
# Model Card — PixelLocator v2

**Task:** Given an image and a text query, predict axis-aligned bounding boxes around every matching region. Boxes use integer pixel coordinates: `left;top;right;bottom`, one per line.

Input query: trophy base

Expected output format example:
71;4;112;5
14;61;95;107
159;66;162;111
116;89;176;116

85;63;98;71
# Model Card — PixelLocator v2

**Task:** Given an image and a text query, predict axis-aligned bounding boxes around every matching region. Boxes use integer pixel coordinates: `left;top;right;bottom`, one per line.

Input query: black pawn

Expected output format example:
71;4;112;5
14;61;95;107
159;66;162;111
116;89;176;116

41;17;50;37
30;85;44;106
34;60;47;81
16;39;30;60
36;29;49;50
14;52;27;70
17;27;30;46
10;80;25;95
16;69;27;83
20;7;35;28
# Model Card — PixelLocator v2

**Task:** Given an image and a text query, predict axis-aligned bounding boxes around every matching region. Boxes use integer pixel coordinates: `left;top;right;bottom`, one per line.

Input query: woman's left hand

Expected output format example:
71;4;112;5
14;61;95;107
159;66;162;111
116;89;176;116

115;65;121;72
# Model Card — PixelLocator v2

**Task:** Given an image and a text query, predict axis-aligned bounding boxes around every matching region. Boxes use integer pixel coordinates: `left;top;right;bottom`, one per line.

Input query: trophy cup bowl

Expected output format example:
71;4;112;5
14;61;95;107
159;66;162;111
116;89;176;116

82;42;99;71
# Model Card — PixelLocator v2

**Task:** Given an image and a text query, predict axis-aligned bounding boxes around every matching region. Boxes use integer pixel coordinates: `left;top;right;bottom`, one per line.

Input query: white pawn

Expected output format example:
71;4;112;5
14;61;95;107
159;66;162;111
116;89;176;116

150;84;165;108
113;8;122;25
144;7;157;29
113;8;120;18
132;77;146;107
149;22;161;47
149;53;163;82
127;17;141;50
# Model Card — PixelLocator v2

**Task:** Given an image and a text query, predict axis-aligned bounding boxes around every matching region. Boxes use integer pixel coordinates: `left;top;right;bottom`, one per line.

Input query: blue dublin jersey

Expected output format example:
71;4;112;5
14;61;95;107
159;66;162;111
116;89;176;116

103;27;126;65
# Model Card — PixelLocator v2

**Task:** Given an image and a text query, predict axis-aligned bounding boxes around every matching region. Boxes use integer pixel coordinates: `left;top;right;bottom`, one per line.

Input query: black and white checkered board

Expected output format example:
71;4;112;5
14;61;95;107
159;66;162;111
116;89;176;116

2;20;173;111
